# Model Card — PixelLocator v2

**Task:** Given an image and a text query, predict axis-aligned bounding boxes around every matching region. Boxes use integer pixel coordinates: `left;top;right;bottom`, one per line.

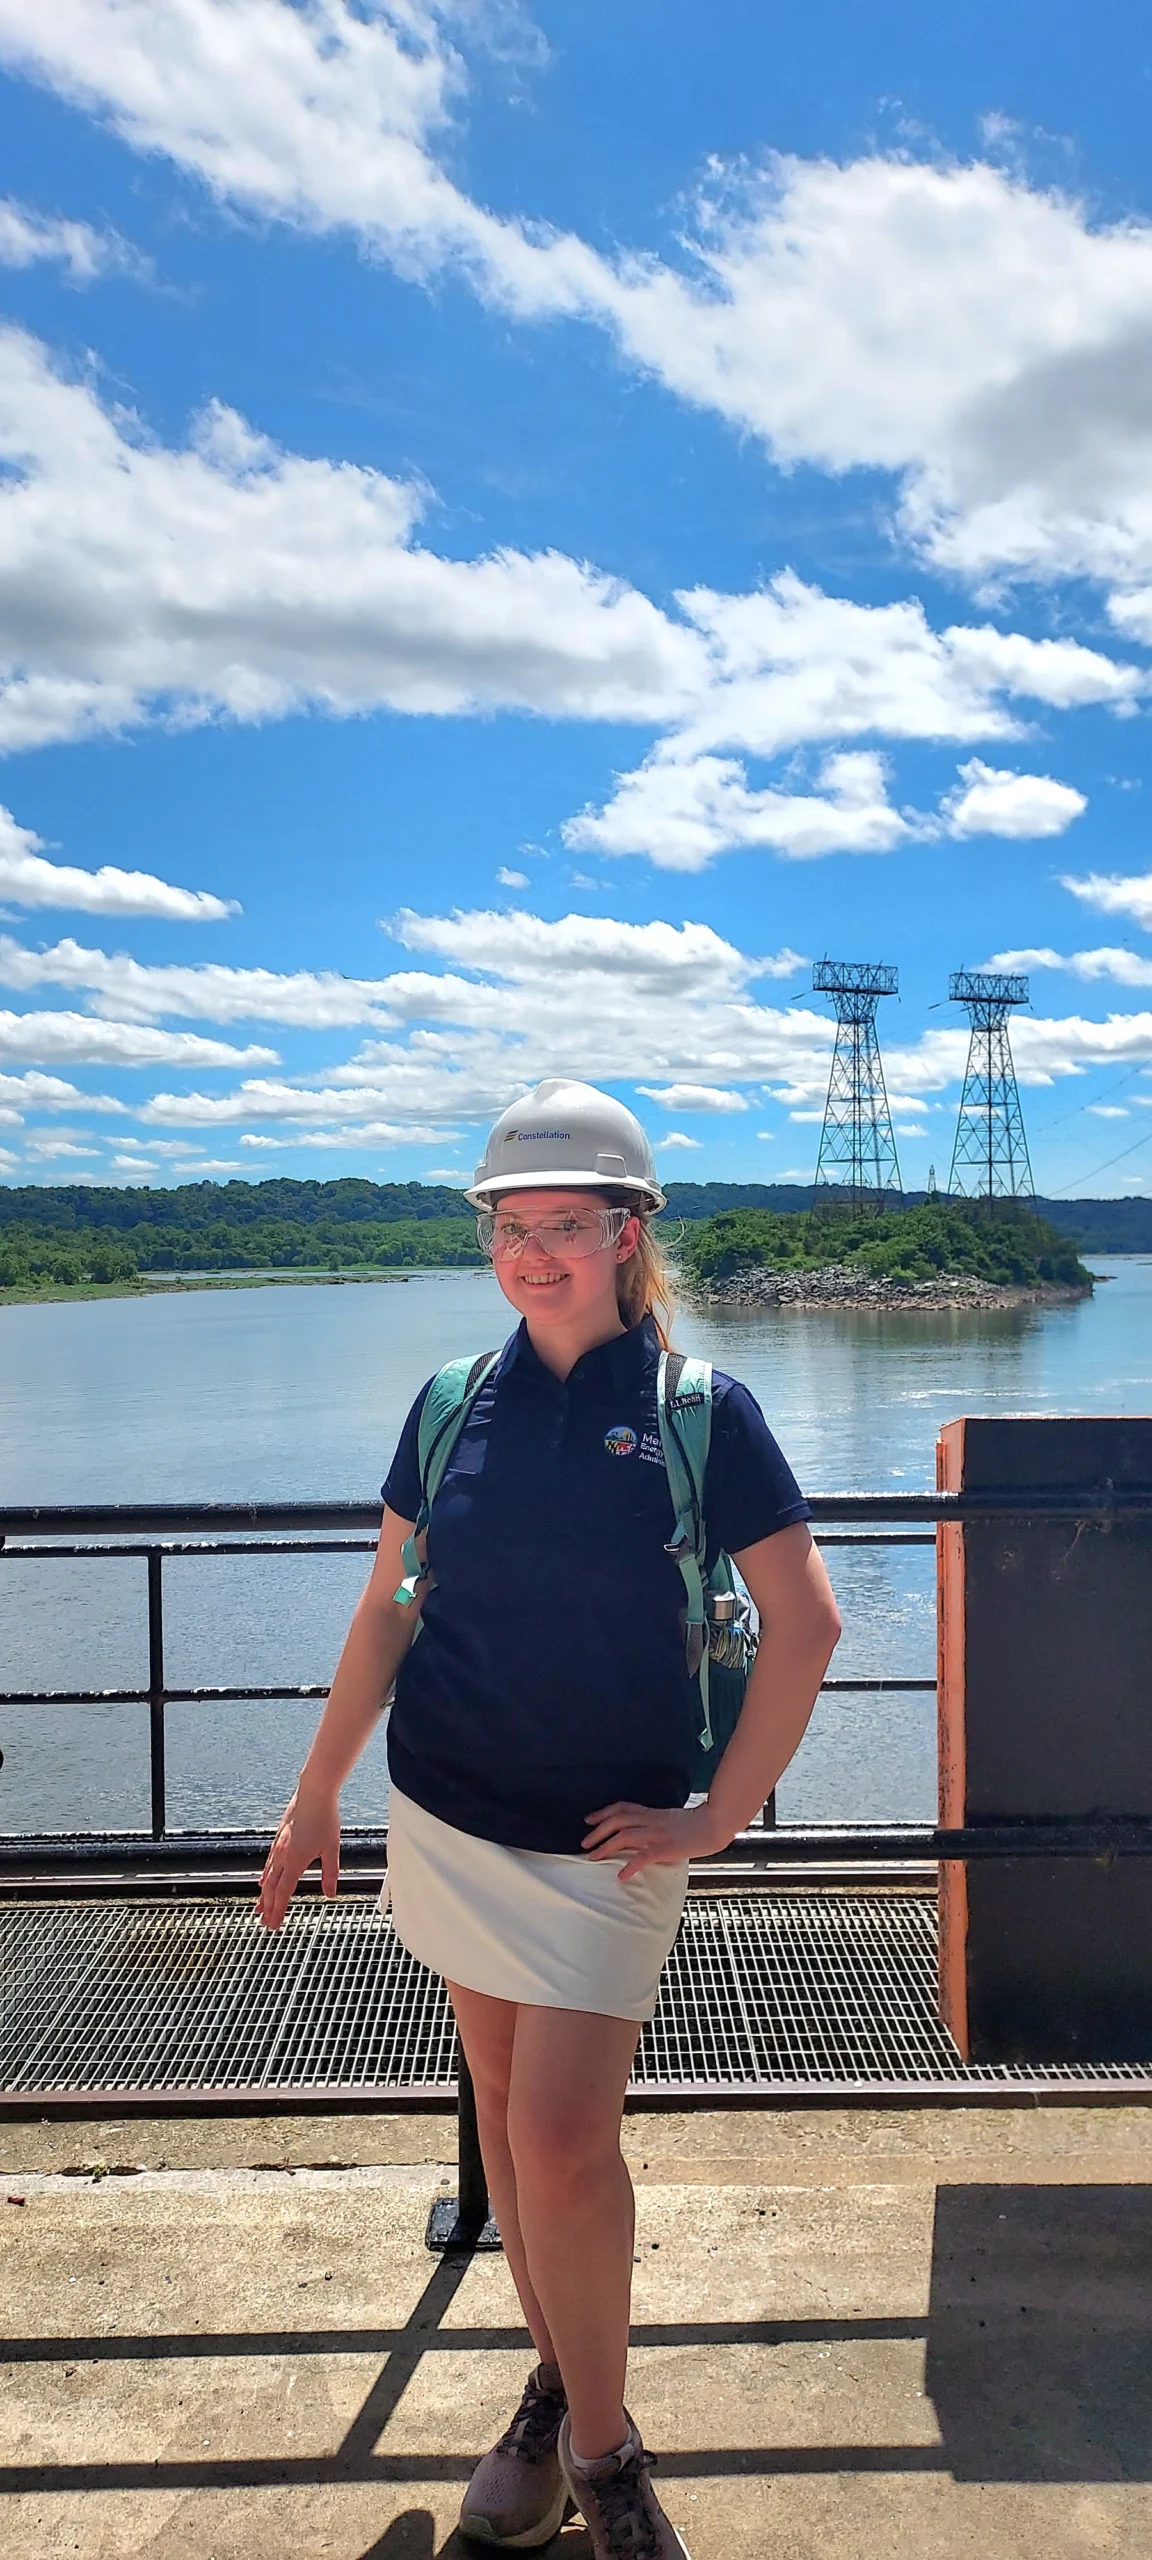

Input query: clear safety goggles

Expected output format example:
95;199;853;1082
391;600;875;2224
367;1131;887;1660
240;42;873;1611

476;1204;631;1262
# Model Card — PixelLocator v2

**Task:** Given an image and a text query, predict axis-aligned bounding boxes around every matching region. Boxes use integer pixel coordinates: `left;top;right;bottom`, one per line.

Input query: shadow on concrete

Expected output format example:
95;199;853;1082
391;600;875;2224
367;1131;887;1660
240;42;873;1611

1;2312;927;2368
357;2521;435;2559
926;2184;1152;2481
5;2185;1150;2510
335;2258;473;2472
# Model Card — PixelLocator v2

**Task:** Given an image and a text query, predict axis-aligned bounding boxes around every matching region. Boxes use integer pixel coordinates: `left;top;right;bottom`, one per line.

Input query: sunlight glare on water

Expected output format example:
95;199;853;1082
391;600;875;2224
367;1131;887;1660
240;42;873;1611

1;1259;1148;1834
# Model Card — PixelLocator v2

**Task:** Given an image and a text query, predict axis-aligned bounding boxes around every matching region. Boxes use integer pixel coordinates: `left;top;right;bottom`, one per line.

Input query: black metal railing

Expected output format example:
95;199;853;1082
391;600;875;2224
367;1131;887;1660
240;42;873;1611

3;1490;1152;1879
6;1490;1152;2217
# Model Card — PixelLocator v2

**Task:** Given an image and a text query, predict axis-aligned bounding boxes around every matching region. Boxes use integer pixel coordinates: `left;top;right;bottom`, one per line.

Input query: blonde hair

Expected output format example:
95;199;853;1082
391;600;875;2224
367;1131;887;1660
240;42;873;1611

615;1205;675;1349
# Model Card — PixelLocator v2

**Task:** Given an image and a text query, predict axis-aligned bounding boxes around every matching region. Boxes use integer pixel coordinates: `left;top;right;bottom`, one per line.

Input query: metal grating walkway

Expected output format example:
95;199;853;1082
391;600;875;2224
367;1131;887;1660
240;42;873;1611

3;1891;1152;2106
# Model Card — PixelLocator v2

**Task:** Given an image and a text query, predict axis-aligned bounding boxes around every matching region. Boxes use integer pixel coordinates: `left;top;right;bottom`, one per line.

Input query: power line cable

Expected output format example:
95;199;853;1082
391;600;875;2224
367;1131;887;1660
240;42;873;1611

1049;1120;1152;1194
1029;1061;1149;1139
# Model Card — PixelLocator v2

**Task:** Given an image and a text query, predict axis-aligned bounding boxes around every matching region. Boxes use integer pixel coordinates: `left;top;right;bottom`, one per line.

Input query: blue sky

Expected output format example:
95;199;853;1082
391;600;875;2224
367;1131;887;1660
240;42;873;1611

3;5;1152;1196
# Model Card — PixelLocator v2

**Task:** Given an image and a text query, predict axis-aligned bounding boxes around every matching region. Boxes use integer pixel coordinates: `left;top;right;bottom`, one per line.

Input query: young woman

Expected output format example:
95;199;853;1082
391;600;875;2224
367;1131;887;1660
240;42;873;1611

257;1079;840;2559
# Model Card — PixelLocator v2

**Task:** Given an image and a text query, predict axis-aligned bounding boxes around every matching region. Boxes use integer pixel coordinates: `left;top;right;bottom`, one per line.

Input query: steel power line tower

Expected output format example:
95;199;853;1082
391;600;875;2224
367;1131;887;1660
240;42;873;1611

947;971;1034;1201
811;960;902;1210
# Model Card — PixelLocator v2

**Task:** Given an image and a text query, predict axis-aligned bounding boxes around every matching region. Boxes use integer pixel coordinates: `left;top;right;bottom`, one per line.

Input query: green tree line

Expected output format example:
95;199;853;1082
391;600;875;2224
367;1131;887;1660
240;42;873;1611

0;1177;1117;1295
677;1199;1091;1290
0;1173;1148;1249
0;1213;482;1290
0;1177;473;1236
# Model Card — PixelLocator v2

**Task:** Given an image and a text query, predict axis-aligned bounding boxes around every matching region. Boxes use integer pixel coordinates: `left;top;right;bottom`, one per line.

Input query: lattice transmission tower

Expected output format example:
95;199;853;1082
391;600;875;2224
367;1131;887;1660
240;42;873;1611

947;971;1034;1201
811;960;902;1210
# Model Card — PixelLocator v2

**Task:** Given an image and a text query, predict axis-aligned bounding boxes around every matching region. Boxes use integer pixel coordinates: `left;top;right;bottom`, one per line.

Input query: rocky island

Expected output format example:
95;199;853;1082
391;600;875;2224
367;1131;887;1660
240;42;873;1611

675;1201;1093;1312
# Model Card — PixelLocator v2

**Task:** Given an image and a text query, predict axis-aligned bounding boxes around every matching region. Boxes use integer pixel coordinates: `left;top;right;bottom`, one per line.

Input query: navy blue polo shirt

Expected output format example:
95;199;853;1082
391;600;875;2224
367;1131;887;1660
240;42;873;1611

381;1314;808;1854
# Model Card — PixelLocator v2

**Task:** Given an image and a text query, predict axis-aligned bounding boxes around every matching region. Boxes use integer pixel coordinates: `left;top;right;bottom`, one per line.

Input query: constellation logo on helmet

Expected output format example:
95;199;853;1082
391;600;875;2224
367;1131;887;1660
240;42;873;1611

515;1130;570;1141
603;1424;638;1458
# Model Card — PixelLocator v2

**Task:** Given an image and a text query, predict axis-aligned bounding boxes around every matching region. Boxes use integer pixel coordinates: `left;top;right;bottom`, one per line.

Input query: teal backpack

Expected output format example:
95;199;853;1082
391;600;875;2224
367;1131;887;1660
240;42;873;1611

393;1344;757;1789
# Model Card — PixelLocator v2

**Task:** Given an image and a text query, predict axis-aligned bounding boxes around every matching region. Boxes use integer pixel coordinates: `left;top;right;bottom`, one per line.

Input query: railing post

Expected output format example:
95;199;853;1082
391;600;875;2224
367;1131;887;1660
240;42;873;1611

456;2056;491;2231
425;2050;502;2252
146;1548;166;1840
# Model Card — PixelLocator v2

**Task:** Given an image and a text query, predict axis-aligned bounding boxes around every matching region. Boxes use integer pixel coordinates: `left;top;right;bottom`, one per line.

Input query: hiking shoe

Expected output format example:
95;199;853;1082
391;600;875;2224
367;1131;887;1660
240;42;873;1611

459;2363;571;2547
558;2412;691;2558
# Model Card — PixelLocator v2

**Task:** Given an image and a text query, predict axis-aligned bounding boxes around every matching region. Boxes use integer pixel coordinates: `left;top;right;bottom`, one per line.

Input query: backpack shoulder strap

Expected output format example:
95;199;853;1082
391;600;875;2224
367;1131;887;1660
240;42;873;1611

658;1351;712;1554
417;1351;499;1505
657;1350;716;1753
394;1349;500;1605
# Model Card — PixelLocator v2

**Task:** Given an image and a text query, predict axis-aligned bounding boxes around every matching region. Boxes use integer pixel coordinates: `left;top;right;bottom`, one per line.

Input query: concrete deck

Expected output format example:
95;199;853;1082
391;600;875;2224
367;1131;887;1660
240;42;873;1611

2;2105;1150;2558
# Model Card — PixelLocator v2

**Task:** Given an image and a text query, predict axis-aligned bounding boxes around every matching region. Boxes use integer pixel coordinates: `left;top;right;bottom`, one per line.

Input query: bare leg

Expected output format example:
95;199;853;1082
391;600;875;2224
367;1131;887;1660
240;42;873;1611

505;2006;640;2462
446;1981;558;2371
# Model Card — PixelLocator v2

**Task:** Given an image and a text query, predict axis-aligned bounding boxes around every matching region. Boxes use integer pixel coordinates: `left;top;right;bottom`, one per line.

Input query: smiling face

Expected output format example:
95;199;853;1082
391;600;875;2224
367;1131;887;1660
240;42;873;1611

486;1186;641;1336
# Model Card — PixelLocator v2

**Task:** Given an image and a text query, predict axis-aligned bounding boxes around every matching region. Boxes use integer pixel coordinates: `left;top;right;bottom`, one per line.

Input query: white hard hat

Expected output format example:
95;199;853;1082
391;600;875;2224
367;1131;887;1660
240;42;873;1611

467;1078;665;1210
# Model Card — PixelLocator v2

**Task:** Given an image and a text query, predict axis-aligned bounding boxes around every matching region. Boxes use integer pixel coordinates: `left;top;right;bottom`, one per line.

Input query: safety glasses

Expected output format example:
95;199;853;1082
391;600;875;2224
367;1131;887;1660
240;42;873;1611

476;1205;630;1261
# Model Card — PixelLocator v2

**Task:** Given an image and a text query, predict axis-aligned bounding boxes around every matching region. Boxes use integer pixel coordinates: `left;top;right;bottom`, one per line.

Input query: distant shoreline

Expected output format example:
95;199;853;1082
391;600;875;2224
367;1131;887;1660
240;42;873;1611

681;1264;1095;1313
0;1260;1108;1314
0;1266;484;1309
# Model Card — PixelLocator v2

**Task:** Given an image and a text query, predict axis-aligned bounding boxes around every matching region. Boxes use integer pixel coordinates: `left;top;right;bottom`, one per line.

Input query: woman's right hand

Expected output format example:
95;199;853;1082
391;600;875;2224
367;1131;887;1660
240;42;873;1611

255;1781;341;1930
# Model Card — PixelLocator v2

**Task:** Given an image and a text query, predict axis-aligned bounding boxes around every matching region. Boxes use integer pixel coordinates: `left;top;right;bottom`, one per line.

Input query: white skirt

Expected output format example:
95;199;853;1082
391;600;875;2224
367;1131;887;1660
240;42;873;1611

382;1784;689;2022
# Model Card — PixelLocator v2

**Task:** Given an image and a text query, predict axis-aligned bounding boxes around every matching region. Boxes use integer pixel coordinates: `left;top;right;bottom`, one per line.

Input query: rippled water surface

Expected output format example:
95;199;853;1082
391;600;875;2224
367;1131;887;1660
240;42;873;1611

1;1257;1148;1833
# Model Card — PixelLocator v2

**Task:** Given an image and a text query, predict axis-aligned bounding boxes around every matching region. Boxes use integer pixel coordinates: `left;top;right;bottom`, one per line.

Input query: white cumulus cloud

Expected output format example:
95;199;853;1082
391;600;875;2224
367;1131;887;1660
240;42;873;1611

889;1015;1152;1092
0;936;402;1026
1109;590;1152;645
1061;869;1152;932
987;944;1152;988
0;806;236;918
602;154;1152;598
638;1084;749;1112
128;903;1152;1156
237;1129;463;1157
566;748;922;871
134;908;837;1130
0;327;704;752
24;1131;101;1158
561;576;1133;869
671;577;1139;761
0;325;1138;863
11;895;1152;1164
139;1084;461;1139
0;1011;277;1067
657;1131;701;1150
0;1066;128;1115
0;195;148;282
8;13;1152;595
942;759;1087;841
0;0;503;274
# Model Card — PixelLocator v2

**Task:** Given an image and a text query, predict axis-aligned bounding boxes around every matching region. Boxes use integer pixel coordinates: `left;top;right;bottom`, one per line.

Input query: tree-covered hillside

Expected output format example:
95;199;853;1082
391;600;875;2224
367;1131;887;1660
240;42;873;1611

678;1199;1091;1290
0;1177;471;1234
1033;1194;1152;1254
0;1179;481;1289
663;1183;1152;1250
0;1173;1133;1295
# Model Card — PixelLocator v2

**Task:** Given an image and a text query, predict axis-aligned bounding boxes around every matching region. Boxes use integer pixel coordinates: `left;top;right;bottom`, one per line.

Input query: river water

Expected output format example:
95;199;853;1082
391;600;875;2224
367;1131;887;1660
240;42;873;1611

1;1257;1149;1836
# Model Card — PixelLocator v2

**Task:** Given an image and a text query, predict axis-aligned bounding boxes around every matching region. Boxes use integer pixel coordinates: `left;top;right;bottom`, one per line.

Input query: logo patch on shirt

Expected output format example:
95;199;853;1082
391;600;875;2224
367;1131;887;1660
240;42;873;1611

603;1423;638;1458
